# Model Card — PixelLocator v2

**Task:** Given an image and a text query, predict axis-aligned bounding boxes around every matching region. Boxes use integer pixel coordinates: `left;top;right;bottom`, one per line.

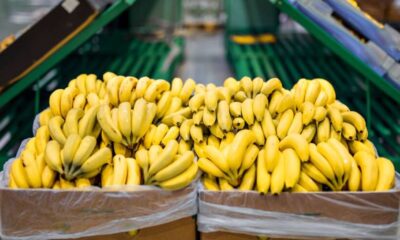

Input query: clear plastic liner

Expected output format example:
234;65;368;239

197;179;400;240
0;140;197;240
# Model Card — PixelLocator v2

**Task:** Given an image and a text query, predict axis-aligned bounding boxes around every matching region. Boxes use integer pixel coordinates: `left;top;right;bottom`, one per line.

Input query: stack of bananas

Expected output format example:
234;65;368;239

9;74;198;190
197;77;396;193
7;74;396;193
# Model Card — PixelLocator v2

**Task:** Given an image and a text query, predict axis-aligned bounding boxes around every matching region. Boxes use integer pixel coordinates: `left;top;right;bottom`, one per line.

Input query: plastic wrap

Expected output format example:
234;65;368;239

197;179;400;240
0;142;197;240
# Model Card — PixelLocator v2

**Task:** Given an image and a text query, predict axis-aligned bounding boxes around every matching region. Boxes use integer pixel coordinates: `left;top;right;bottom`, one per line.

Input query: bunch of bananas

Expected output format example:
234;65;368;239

9;73;199;190
198;77;396;193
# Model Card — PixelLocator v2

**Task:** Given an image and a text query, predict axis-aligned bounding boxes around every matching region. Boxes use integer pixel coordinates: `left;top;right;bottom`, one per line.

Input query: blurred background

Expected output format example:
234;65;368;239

0;0;399;169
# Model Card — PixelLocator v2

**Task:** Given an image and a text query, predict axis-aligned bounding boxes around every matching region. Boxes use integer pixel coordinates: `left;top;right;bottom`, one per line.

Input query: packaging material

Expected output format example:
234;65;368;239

197;181;400;240
200;232;335;240
0;143;197;239
324;0;400;61
0;0;99;91
65;217;195;240
290;0;397;80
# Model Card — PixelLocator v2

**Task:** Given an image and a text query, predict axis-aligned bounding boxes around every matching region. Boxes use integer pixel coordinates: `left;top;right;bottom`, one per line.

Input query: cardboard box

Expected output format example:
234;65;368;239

198;190;400;239
0;185;196;239
357;0;393;22
200;232;338;240
0;0;98;91
74;217;195;240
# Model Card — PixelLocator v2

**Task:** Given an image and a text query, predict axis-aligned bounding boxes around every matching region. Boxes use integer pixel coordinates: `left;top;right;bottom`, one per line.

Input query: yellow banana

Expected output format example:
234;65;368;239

118;102;132;141
277;109;294;140
264;135;279;172
293;79;308;110
298;172;320;192
210;123;225;139
270;152;285;194
158;162;198;190
342;122;357;141
60;86;79;117
112;155;128;186
71;135;97;170
148;140;178;176
261;109;276;138
288;112;303;135
165;97;182;116
203;107;217;127
154;151;194;182
218;87;232;103
135;149;149;182
217;100;232;131
301;123;316;143
63;108;84;137
148;145;163;165
188;92;205;112
229;101;242;117
276;93;294;114
152;123;169;145
35;126;50;154
227;130;256;173
348;155;361;191
234;91;247;102
316;118;330;143
179;139;192;154
180;119;194;141
220;132;234;149
161;126;180;146
301;102;315;125
342;111;366;134
330;125;341;141
279;134;309;162
315;91;328;107
239;144;259;176
76;74;87;94
327;106;343;132
250;121;265;146
97;104;122;143
118;77;136;103
238;164;256;190
10;158;30;188
39;108;53;126
202;176;220;191
313;106;327;122
253;94;268;121
224;77;240;94
73;93;86;110
171;77;183;97
156;91;172;119
75;178;91;188
144;80;170;102
204;145;230;174
242;98;254;125
49;89;64;116
190;124;204;143
283;148;301;189
179;78;196;103
135;77;151;99
219;178;234;190
268;90;283;117
252;77;264;97
48;116;66;145
317;79;336;104
21;150;42;188
240;76;253;97
302;163;334;190
60;177;75;189
327;138;352;184
131;98;148;138
304;80;320;104
62;134;81;178
78;148;112;175
136;102;157;140
261;78;282;96
101;164;114;187
126;158;141;185
78;105;99;138
376;157;395;191
45;140;63;173
256;149;270;194
41;165;56;188
317;142;344;182
354;151;378;191
198;157;226;178
309;143;336;182
232;117;245;130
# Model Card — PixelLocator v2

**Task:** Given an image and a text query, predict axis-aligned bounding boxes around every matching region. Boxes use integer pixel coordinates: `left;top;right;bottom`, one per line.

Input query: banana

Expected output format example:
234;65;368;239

313;106;327;122
209;124;225;139
348;155;361;191
97;104;122;143
277;109;294;140
256;149;270;194
158;162;198;190
276;93;294;114
48;116;67;145
49;89;64;116
218;87;232;103
234;91;247;102
217;100;232;131
60;86;79;117
73;93;86;110
150;124;168;146
202;176;220;191
21;150;42;188
317;79;336;104
363;140;376;155
304;80;320;104
113;142;130;156
302;163;334;190
78;148;112;175
261;109;276;138
298;172;320;192
144;80;170;102
270;152;285;194
293;79;309;108
148;140;178;176
239;144;259;176
71;136;97;172
342;111;366;134
190;125;204;143
118;102;132;141
39;108;53;126
264;135;279;172
342;122;357;141
25;138;36;154
41;165;56;188
126;158;141;185
301;123;316;143
229;102;242;118
220;132;234;150
165;97;182;116
327;106;342;132
261;78;282;96
316;118;330;143
156;91;172;119
203;107;217;127
60;177;75;189
87;93;100;108
330;125;341;141
188;92;205;112
171;78;183;97
101;164;114;187
376;157;395;191
136;103;157;141
62;134;81;179
283;148;301;189
76;74;87;94
292;184;308;193
135;149;149;182
238;164;256;190
161;126;180;146
75;178;91;188
180;119;194;141
287;112;303;135
268;90;283;117
207;135;220;148
149;145;163;165
68;79;77;89
219;178;234;190
154;151;194;182
233;117;245;130
253;94;268;121
329;100;350;112
198;158;225;178
301;102;315;125
10;158;30;188
179;139;192;154
327;138;352;185
348;140;374;155
242;99;254;125
63;108;84;137
204;145;230;174
224;77;240;94
135;77;151;99
250;121;265;146
45;140;63;173
227;130;256;174
35;126;50;154
204;89;219;112
279;134;309;162
78;166;102;179
317;142;344;182
308;143;336;182
357;128;368;141
354;151;378;191
252;77;264;97
130;98;148;138
194;84;205;94
112;155;128;186
179;79;196;103
52;181;61;189
315;91;328;107
78;105;99;138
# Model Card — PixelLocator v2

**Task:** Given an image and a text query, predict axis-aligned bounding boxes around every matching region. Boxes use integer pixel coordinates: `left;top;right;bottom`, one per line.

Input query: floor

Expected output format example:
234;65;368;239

177;30;233;84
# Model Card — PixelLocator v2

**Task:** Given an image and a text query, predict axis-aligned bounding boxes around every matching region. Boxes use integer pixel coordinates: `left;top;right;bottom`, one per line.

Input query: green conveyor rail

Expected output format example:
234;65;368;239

0;34;184;168
270;0;400;105
0;0;137;110
227;34;400;170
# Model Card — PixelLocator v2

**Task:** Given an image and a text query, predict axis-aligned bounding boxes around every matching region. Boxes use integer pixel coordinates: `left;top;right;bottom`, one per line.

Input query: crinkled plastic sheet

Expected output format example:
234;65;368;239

0;140;197;240
197;179;400;240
